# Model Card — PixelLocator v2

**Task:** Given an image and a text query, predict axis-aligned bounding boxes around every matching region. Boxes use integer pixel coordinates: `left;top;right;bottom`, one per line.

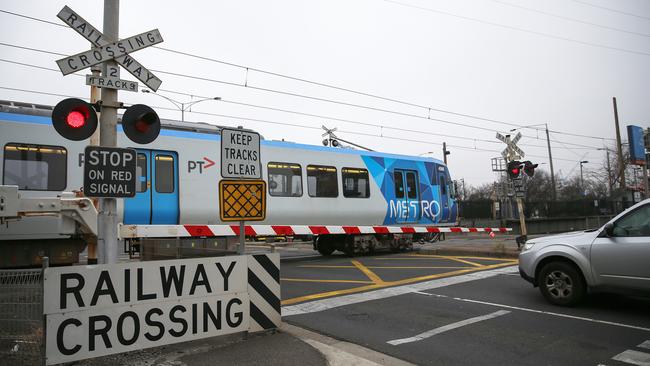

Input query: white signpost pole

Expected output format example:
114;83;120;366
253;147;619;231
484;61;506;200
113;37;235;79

98;0;119;264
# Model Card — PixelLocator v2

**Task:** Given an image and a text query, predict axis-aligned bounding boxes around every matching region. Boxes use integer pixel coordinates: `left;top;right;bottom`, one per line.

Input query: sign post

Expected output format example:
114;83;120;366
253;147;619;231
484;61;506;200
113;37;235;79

496;132;528;247
220;128;264;254
55;3;164;263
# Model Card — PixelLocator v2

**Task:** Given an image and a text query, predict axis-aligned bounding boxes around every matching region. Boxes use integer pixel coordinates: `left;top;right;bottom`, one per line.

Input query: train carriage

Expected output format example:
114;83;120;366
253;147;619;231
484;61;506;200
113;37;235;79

0;101;459;265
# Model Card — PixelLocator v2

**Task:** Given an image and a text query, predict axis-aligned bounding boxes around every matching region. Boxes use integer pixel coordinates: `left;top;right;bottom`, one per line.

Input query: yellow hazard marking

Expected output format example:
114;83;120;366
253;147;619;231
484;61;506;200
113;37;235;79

281;278;374;284
281;261;515;306
405;254;519;262
443;257;484;267
351;260;387;285
219;179;266;221
300;265;471;270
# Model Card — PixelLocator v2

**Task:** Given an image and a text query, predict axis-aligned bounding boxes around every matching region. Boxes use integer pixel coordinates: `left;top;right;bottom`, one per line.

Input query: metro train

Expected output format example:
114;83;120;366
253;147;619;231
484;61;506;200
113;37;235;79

0;100;459;266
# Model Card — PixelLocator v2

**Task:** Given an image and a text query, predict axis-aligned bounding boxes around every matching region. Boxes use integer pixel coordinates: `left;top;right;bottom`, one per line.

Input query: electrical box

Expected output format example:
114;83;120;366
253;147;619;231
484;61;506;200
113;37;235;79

0;185;19;217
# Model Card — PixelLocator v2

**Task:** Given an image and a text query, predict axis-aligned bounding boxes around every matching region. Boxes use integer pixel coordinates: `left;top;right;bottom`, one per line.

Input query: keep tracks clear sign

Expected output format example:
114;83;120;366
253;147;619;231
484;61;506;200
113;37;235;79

43;257;249;365
221;128;261;179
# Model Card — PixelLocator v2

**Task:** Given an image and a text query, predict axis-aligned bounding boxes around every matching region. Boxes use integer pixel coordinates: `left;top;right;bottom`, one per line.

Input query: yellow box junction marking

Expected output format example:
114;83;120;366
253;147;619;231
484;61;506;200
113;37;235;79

219;179;266;221
282;256;517;306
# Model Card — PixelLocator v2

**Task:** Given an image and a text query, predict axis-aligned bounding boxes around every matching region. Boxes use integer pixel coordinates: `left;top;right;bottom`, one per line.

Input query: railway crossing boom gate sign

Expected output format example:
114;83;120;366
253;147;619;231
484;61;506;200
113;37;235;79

56;5;163;91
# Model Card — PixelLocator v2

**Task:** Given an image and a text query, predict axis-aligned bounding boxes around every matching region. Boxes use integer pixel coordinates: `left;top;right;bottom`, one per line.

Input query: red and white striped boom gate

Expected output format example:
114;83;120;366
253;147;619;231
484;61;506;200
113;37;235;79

118;224;512;239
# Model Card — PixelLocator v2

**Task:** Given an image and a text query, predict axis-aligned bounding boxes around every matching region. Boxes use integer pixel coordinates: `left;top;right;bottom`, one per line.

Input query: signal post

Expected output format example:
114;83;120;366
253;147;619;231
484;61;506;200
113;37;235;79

497;132;537;248
52;2;164;264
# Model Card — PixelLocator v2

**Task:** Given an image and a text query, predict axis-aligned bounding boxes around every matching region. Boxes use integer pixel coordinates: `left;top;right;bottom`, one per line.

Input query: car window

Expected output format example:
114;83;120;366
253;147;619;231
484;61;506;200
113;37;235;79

613;204;650;237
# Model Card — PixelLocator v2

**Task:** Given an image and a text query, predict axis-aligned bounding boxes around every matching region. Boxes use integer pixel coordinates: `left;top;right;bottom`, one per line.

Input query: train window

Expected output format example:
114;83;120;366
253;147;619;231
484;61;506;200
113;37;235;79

136;153;147;192
394;171;404;198
406;172;418;199
440;176;447;195
307;165;338;197
342;168;370;198
2;143;67;191
268;162;302;197
155;154;174;193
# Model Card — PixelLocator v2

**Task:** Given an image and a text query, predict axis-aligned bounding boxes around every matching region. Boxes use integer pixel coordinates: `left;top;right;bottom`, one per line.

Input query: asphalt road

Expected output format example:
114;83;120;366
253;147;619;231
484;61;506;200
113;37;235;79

281;254;650;366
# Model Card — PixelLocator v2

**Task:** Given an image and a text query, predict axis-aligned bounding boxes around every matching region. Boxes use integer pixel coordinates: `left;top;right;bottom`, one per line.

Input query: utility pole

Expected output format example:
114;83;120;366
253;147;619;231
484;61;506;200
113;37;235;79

97;0;120;264
545;124;556;200
613;97;625;190
442;142;450;165
87;65;101;265
605;149;613;197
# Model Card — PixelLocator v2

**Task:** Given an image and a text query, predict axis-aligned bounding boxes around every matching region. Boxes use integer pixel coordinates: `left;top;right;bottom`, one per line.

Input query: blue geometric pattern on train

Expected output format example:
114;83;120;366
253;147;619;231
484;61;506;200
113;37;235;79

362;156;442;225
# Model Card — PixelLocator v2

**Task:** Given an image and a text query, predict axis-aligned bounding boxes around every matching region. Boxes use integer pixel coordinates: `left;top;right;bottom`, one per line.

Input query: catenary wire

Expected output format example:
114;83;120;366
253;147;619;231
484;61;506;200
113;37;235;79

569;0;650;22
0;54;602;151
0;84;584;163
0;8;616;142
490;0;650;38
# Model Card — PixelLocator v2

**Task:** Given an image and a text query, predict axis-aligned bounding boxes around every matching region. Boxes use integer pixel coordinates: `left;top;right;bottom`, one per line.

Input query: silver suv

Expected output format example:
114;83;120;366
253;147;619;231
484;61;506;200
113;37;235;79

519;199;650;306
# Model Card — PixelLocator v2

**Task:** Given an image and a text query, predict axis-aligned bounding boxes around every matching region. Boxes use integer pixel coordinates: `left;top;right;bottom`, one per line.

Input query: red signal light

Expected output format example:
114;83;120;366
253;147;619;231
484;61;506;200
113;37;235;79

52;98;97;141
66;110;86;128
511;168;520;175
135;119;149;133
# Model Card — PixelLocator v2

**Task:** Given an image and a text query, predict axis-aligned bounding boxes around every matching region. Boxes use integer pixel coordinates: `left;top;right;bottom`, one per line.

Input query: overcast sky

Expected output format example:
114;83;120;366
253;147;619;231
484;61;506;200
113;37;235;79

1;0;649;186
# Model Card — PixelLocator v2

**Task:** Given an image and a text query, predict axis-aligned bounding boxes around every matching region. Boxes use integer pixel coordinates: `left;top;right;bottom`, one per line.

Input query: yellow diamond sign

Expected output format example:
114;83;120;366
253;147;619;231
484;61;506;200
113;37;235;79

219;180;266;221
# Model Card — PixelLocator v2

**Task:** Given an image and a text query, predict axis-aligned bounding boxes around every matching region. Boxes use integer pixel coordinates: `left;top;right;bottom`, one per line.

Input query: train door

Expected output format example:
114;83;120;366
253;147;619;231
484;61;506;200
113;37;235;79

123;149;179;224
394;169;420;223
438;170;450;222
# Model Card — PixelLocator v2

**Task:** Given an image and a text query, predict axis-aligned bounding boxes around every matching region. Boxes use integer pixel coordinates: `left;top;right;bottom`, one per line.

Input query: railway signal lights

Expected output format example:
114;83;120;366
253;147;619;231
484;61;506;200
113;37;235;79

52;98;98;141
523;161;538;177
507;160;522;180
122;104;160;144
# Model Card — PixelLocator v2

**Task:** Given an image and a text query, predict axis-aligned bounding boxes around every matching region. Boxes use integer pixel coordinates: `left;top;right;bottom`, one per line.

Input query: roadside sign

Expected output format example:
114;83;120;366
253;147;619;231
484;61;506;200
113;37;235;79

219;180;266;221
85;74;138;92
56;6;162;91
497;132;525;161
221;128;261;179
83;146;136;198
43;256;249;365
56;29;163;75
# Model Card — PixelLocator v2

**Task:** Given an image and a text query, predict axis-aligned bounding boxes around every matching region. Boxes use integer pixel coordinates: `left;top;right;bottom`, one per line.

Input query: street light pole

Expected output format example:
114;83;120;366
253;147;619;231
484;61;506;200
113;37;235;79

142;90;220;122
580;160;588;195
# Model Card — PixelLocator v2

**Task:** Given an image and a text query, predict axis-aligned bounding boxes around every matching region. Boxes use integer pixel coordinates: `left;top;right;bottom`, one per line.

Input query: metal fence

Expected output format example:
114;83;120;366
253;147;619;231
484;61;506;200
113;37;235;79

0;268;43;366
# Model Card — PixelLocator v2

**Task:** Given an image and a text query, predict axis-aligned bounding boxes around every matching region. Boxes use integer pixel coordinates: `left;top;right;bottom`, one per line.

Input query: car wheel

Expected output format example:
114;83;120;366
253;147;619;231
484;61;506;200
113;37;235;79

538;261;586;306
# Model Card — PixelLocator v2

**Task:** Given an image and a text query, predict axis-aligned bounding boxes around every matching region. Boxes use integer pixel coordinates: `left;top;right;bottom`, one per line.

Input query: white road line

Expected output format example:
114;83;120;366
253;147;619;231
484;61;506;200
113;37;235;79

387;310;510;345
281;266;518;316
612;350;650;365
419;292;650;332
640;340;650;350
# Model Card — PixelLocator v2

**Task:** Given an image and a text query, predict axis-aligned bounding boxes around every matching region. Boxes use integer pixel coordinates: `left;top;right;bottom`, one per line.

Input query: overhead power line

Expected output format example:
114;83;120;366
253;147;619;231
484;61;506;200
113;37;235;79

0;8;616;142
570;0;650;22
0;84;585;164
490;0;650;38
0;52;605;151
380;0;650;57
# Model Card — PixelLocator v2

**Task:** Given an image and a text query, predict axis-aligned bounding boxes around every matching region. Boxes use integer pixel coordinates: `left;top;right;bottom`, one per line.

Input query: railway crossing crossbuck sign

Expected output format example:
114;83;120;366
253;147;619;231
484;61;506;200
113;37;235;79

55;6;163;91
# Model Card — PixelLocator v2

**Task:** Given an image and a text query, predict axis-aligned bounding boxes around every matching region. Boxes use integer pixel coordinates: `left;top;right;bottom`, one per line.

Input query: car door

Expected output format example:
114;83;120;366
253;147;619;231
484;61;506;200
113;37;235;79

590;203;650;290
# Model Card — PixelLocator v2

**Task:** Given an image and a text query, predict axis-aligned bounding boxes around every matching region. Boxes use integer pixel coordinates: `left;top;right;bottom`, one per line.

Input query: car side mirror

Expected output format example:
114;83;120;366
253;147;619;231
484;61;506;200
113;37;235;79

601;222;614;237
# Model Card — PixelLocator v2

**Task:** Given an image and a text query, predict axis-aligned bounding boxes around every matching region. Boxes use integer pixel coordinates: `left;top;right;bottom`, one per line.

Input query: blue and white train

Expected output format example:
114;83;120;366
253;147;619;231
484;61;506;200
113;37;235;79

0;100;458;265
